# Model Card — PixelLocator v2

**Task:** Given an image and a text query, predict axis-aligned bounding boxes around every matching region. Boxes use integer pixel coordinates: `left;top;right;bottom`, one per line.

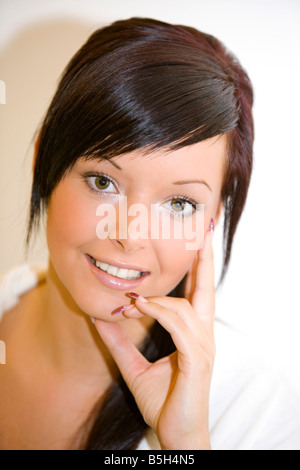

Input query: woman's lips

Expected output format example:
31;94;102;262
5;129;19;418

86;255;150;291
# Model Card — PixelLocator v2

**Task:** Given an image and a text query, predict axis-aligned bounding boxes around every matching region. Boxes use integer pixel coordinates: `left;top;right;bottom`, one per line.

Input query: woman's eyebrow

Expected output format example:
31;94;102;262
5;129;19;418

173;179;212;192
107;159;212;191
107;159;122;170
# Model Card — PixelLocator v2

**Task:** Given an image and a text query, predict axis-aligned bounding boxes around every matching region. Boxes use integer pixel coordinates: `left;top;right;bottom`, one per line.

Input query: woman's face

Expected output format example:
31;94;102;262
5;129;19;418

46;136;226;320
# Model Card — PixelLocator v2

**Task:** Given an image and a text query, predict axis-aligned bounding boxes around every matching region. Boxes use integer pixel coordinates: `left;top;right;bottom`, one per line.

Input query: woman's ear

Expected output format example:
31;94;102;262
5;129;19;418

32;132;41;172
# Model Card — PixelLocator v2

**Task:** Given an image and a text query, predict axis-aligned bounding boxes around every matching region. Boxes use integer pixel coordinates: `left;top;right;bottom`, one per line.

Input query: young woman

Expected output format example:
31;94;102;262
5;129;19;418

0;17;298;450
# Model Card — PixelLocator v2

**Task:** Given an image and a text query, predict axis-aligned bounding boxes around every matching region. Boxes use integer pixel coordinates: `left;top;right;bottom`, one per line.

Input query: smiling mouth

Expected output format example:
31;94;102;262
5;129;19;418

89;256;147;280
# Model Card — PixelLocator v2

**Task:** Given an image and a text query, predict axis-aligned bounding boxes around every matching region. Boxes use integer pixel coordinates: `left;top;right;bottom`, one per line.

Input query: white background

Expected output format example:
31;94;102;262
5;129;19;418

0;0;299;391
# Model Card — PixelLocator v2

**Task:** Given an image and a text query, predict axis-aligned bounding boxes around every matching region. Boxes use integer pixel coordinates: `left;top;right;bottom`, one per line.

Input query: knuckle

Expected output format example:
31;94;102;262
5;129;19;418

179;297;191;308
192;336;215;370
198;350;214;375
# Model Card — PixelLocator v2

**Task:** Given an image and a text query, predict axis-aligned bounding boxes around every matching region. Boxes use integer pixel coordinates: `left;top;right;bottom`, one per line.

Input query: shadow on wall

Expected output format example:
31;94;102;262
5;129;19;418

0;18;103;276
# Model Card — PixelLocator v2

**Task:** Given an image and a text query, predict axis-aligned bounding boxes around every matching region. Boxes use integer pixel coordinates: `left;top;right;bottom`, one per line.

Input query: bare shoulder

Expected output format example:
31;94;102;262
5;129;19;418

0;282;46;427
0;281;44;341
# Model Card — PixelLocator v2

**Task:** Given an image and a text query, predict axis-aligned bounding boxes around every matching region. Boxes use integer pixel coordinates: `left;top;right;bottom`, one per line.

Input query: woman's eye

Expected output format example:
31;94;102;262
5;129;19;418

86;175;117;193
163;198;196;216
94;176;112;190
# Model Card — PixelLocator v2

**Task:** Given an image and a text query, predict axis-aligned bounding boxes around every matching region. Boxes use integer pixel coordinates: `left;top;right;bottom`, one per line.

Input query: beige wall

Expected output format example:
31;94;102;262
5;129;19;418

0;19;95;275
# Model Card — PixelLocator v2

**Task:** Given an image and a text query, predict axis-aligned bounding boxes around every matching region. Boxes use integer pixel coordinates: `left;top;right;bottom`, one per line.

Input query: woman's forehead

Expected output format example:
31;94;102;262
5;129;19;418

81;134;227;166
77;135;227;191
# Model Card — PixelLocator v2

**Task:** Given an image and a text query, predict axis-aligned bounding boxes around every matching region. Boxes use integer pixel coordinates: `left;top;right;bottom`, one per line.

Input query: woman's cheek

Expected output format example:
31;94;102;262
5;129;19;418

151;209;210;294
153;237;198;293
47;182;98;253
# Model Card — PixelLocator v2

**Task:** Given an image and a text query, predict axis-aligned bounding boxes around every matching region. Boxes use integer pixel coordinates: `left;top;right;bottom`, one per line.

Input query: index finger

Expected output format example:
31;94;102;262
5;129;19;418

189;228;215;331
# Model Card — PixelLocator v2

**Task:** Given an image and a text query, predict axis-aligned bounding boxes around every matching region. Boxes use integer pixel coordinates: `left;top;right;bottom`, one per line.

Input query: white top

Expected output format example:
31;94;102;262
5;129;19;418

1;265;300;450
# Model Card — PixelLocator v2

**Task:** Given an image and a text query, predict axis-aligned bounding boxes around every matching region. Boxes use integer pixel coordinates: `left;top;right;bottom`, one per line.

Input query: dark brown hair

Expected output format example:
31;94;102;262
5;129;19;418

27;17;254;449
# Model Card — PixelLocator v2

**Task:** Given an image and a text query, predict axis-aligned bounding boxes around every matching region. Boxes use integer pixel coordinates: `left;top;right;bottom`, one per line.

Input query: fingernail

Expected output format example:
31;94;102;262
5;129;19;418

210;218;215;233
89;316;95;324
111;304;134;316
128;292;148;303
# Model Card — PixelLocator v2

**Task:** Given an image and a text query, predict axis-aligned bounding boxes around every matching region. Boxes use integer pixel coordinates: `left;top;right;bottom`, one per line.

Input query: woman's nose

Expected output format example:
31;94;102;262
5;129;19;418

104;196;151;252
116;203;150;252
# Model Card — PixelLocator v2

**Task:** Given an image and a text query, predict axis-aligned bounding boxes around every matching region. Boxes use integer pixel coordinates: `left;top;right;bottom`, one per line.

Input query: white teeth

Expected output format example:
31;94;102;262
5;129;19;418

107;265;119;276
97;262;108;271
118;269;142;280
117;268;130;278
94;259;142;280
128;269;139;278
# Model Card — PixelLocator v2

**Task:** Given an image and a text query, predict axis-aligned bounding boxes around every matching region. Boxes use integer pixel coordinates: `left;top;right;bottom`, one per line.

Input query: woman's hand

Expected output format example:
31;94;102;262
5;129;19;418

94;228;215;450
